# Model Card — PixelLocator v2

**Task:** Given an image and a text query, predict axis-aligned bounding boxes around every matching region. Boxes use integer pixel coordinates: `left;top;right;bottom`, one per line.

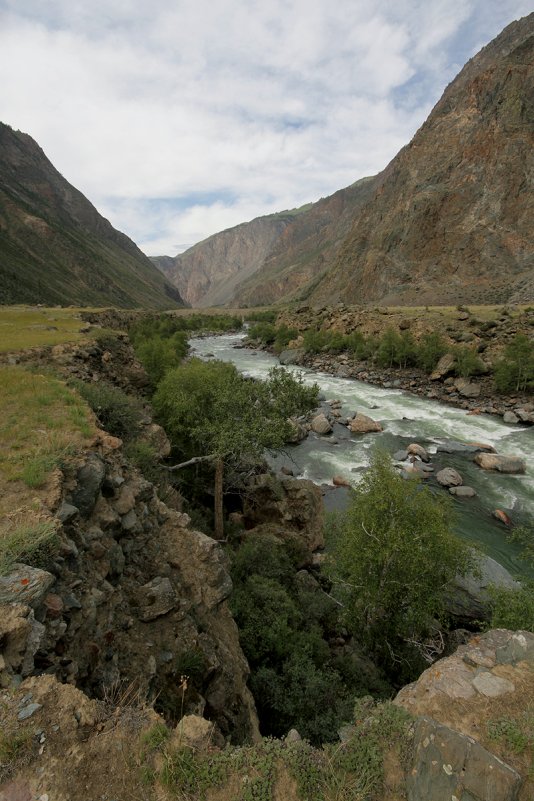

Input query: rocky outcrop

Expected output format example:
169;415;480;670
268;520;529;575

0;122;184;309
243;473;324;555
0;441;259;744
396;629;534;801
310;14;534;307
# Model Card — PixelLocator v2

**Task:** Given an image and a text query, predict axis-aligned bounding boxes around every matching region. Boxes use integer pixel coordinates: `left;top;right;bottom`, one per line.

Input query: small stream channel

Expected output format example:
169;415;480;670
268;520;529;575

191;333;534;578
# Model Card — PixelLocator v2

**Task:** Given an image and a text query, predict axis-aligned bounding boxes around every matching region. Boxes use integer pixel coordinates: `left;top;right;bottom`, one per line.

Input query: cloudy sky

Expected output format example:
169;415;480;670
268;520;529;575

0;1;531;256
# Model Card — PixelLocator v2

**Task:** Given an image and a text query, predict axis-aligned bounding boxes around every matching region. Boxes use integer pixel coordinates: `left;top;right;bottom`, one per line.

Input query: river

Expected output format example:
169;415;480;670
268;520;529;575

190;333;534;578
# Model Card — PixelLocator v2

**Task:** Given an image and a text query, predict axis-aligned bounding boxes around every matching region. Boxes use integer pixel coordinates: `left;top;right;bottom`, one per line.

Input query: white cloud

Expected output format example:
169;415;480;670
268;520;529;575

0;0;529;255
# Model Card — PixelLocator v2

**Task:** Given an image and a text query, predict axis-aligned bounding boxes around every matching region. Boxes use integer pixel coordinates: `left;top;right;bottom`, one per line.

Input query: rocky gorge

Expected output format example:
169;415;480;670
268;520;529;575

0;316;532;800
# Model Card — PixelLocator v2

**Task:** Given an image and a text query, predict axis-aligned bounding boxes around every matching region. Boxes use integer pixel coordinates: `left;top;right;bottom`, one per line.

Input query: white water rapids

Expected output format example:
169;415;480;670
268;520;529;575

191;333;534;578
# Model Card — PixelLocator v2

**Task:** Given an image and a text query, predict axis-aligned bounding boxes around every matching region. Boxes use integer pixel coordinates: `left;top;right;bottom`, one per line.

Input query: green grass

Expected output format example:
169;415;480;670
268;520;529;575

0;305;107;352
0;519;59;576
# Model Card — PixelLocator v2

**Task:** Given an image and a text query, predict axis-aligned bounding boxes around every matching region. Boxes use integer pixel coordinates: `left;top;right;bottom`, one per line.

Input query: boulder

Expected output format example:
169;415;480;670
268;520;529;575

139;423;172;458
311;413;332;435
332;475;351;488
407;443;429;462
446;552;520;621
493;509;512;526
286;417;308;443
69;454;106;517
430;353;456;380
449;486;476;498
406;717;521;801
243;474;324;553
348;413;382;434
437;440;495;455
278;348;305;366
436;467;463;487
0;603;45;683
454;378;481;398
503;411;519;424
171;714;224;751
137;577;178;622
0;564;55;608
474;453;526;474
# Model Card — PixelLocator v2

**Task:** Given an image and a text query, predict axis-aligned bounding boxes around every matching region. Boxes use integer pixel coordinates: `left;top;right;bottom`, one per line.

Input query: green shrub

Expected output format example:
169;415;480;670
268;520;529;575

494;334;534;393
453;346;484;378
247;322;276;345
487;582;534;632
0;520;59;575
327;450;473;672
416;331;447;373
73;380;145;441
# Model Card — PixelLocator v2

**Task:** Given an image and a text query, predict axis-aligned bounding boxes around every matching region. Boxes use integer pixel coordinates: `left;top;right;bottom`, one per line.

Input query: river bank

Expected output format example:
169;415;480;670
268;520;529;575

248;344;534;423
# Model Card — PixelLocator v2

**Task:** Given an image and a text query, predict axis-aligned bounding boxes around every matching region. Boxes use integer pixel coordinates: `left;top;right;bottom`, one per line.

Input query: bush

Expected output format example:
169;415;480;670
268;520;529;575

453;346;484;378
494;334;534;393
327;450;473;672
416;331;447;373
487;582;534;632
247;322;276;345
73;380;144;441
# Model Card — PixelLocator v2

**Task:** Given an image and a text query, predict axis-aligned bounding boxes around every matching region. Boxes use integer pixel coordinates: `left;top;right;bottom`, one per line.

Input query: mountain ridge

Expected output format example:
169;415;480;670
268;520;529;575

0;122;185;309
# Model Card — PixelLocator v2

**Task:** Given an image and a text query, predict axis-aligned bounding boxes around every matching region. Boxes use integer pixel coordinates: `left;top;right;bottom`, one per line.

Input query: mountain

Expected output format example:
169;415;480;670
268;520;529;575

0;122;184;308
232;176;377;307
153;210;304;307
157;13;533;309
309;13;534;306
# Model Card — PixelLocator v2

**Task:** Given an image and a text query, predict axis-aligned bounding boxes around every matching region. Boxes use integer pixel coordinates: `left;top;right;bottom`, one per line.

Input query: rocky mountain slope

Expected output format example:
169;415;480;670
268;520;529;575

0;122;184;308
158;13;533;309
310;12;534;306
153;178;377;307
153;212;299;307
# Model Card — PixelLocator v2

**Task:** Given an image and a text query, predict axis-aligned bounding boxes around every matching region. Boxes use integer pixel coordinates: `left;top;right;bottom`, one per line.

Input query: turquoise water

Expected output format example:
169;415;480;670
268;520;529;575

191;334;534;578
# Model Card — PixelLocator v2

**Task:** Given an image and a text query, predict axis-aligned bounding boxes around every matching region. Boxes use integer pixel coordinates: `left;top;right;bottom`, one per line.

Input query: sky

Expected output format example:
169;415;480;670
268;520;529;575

0;1;531;257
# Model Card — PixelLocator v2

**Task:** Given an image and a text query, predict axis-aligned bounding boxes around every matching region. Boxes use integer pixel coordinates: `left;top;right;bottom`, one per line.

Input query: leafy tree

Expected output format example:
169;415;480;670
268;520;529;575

454;346;484;378
375;327;400;368
416;331;447;373
494;334;534;393
327;450;473;672
153;359;318;537
135;334;187;386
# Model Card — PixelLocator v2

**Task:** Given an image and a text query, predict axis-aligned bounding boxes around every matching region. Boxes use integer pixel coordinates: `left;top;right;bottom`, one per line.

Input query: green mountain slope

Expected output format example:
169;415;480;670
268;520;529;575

0;123;184;308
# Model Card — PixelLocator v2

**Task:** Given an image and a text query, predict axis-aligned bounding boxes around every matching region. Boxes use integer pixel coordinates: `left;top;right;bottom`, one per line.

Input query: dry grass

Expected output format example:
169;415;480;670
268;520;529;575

0;305;105;352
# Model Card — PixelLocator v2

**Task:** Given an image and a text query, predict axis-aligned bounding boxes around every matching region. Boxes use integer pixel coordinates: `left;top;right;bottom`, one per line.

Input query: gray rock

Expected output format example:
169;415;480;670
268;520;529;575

393;450;409;461
17;702;42;721
56;502;79;523
348;413;382;434
437;440;495;455
474;453;526;474
455;378;481;398
472;671;515;698
449;485;477;498
311;413;332;435
278;348;305;366
137;577;177;622
69;454;106;517
407;443;429;462
430;353;456;380
407;717;521;801
0;565;55;608
503;411;519;424
436;467;463;487
446;552;520;620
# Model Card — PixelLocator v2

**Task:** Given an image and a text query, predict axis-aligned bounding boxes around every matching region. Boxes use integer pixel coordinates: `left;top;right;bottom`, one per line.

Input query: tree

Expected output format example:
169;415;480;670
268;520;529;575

328;450;473;671
153;359;318;538
494;334;534;393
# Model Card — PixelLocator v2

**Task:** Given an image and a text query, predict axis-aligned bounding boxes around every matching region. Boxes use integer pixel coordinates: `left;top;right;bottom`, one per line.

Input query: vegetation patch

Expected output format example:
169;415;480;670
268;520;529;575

0;305;102;352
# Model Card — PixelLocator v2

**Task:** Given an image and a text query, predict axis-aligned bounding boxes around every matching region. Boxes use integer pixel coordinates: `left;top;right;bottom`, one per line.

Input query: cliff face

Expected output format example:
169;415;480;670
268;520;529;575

310;13;534;306
153;178;377;308
0;123;184;308
153;214;296;307
232;177;377;307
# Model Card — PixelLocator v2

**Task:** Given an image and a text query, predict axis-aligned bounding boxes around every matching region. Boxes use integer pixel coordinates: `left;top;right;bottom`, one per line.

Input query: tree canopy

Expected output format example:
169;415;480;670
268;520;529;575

328;450;473;672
